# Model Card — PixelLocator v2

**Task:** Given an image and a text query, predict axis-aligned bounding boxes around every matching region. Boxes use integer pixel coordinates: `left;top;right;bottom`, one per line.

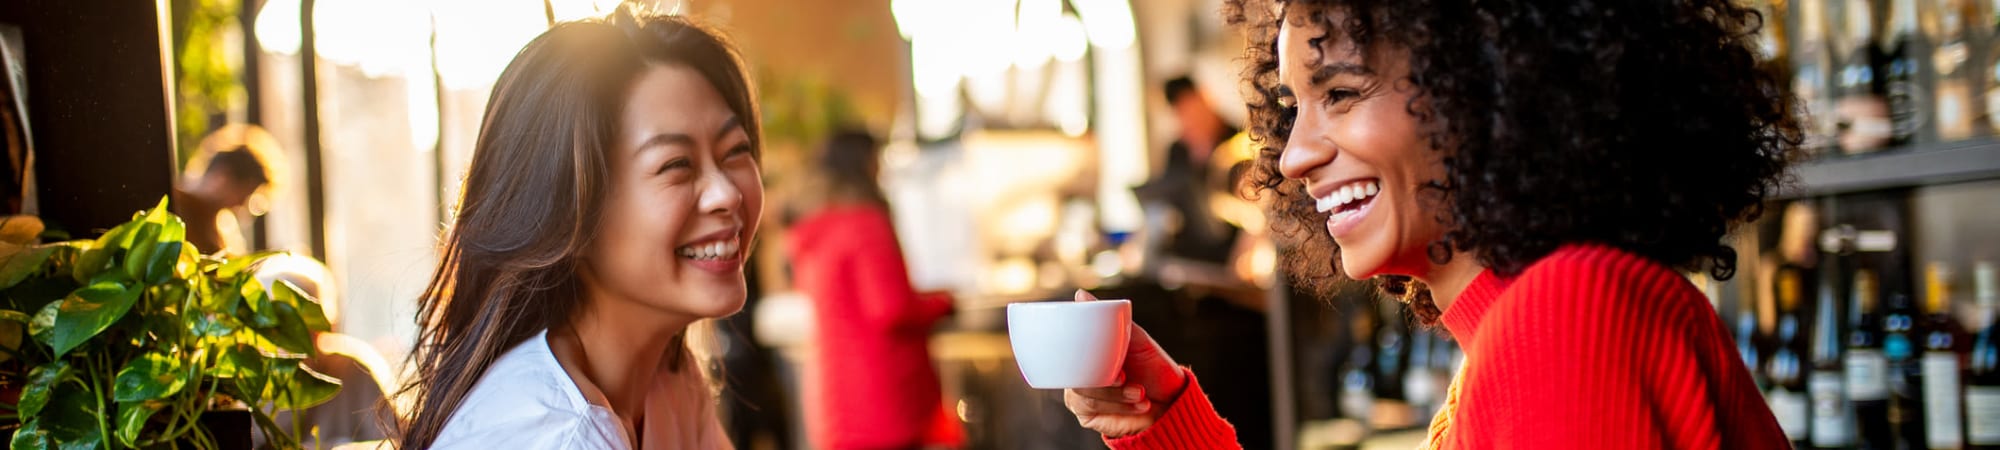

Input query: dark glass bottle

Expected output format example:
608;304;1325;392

1799;0;1843;154
1770;268;1814;447
1837;0;1894;154
1922;262;1967;448
1967;262;2000;448
1884;0;1936;146
1848;269;1895;449
1814;263;1855;449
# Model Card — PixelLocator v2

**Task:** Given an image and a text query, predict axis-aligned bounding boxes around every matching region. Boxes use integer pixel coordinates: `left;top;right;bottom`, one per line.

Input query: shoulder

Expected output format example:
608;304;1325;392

1480;243;1715;350
435;331;623;449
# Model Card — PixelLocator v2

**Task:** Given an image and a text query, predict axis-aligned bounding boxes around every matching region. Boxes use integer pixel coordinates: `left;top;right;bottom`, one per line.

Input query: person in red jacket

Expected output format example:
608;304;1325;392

1061;0;1800;448
788;131;959;450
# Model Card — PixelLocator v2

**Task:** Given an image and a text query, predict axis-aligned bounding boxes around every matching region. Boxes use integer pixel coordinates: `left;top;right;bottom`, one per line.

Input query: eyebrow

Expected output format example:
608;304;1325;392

634;114;744;155
1309;63;1372;86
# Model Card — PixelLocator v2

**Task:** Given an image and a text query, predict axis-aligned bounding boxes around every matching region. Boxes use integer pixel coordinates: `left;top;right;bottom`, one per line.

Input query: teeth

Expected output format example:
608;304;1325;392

678;238;741;260
1313;180;1382;213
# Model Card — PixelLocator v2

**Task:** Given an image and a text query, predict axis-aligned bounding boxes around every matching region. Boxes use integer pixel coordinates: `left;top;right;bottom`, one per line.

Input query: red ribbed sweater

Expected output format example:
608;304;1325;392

1106;244;1789;449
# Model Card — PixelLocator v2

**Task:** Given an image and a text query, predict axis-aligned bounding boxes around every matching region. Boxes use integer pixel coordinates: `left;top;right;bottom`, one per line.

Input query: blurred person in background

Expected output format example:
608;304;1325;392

1064;0;1800;448
785;130;960;450
174;123;285;255
1132;77;1272;450
396;9;763;449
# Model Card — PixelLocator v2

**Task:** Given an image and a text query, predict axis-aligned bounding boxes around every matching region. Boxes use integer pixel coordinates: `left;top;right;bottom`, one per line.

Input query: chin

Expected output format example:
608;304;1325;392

688;285;749;318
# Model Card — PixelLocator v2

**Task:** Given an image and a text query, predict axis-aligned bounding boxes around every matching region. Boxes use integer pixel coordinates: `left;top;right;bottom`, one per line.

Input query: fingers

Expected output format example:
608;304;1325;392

1075;289;1099;302
1066;387;1152;417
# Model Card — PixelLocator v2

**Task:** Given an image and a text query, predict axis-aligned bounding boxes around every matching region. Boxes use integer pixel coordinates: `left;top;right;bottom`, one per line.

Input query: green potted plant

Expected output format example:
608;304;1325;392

0;198;340;449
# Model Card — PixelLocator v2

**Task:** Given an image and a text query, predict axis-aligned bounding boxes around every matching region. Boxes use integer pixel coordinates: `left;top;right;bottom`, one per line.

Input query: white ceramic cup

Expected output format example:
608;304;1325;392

1007;299;1132;389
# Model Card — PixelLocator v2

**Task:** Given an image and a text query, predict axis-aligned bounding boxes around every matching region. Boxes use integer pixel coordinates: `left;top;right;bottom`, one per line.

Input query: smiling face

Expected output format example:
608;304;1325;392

582;63;763;323
1274;7;1450;281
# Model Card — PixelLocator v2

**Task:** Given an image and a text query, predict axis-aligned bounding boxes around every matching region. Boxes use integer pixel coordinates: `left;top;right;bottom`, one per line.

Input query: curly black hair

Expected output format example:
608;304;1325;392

1225;0;1802;323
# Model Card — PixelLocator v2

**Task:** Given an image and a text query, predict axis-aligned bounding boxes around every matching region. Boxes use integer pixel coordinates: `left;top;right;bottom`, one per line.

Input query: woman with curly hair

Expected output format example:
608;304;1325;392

1061;0;1799;447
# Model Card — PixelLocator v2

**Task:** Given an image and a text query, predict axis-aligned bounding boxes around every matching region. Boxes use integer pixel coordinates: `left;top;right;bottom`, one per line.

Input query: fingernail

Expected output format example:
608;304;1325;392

1134;401;1151;413
1123;386;1142;401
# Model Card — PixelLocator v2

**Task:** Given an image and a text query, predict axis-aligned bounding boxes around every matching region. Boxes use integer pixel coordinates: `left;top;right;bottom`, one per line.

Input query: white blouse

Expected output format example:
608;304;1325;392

431;330;729;450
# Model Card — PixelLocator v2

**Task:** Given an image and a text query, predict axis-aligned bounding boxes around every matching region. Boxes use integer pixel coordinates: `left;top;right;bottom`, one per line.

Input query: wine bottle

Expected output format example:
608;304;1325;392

1799;0;1844;154
1741;277;1770;385
1815;262;1855;449
1884;289;1926;449
1924;262;1968;449
1884;0;1935;146
1849;269;1895;448
1968;262;2000;449
1934;0;1982;140
1838;0;1894;153
1771;267;1814;447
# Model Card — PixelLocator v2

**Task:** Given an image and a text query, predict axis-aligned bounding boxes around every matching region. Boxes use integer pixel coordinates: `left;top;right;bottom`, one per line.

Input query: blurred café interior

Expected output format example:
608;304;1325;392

6;0;2000;448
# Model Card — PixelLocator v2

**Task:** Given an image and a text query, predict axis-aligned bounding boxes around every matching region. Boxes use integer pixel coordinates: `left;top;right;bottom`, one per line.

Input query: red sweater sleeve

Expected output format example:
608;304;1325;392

846;210;948;334
1104;370;1240;450
1444;247;1786;449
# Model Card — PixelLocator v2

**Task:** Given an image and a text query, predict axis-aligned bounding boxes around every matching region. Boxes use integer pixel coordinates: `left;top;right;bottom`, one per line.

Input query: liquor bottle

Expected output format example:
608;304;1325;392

1849;269;1895;448
1771;267;1814;447
1740;278;1769;387
1885;0;1936;146
1815;263;1856;449
1800;0;1844;154
1969;262;2000;449
1884;289;1926;449
1839;0;1895;154
1924;262;1968;449
1934;0;1983;140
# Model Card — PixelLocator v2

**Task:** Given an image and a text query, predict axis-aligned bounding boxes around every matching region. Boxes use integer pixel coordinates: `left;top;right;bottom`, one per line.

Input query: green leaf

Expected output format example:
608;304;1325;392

113;401;161;447
215;251;283;283
139;242;180;286
191;311;238;338
112;352;187;402
5;276;74;319
38;389;100;450
253;301;314;355
0;310;26;364
270;280;330;333
17;362;70;418
0;243;55;289
32;276;142;357
70;220;139;284
213;344;262;379
11;419;49;450
238;279;275;328
271;360;342;410
121;223;161;283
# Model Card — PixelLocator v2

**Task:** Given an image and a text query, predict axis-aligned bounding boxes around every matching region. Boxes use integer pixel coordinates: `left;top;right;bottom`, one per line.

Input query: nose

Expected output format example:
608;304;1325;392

1278;113;1336;181
697;168;743;216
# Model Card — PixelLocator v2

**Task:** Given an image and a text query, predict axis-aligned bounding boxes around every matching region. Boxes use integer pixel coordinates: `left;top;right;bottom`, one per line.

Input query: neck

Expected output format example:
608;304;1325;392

1419;251;1487;312
555;283;694;420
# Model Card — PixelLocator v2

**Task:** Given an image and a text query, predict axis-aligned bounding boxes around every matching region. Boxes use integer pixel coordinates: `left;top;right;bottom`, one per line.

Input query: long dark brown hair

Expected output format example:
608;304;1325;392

395;10;760;449
793;130;888;216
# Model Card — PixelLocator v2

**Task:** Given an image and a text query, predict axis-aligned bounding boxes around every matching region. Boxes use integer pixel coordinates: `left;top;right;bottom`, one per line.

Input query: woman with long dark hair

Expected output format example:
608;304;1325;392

1064;0;1798;447
396;9;762;450
786;130;957;449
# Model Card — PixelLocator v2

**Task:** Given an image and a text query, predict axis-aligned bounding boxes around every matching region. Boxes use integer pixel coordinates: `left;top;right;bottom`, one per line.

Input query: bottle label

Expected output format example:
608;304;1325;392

1984;86;2000;132
1939;79;1974;141
1967;386;2000;444
1769;388;1810;441
1813;371;1853;445
1925;352;1965;447
1848;349;1891;401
